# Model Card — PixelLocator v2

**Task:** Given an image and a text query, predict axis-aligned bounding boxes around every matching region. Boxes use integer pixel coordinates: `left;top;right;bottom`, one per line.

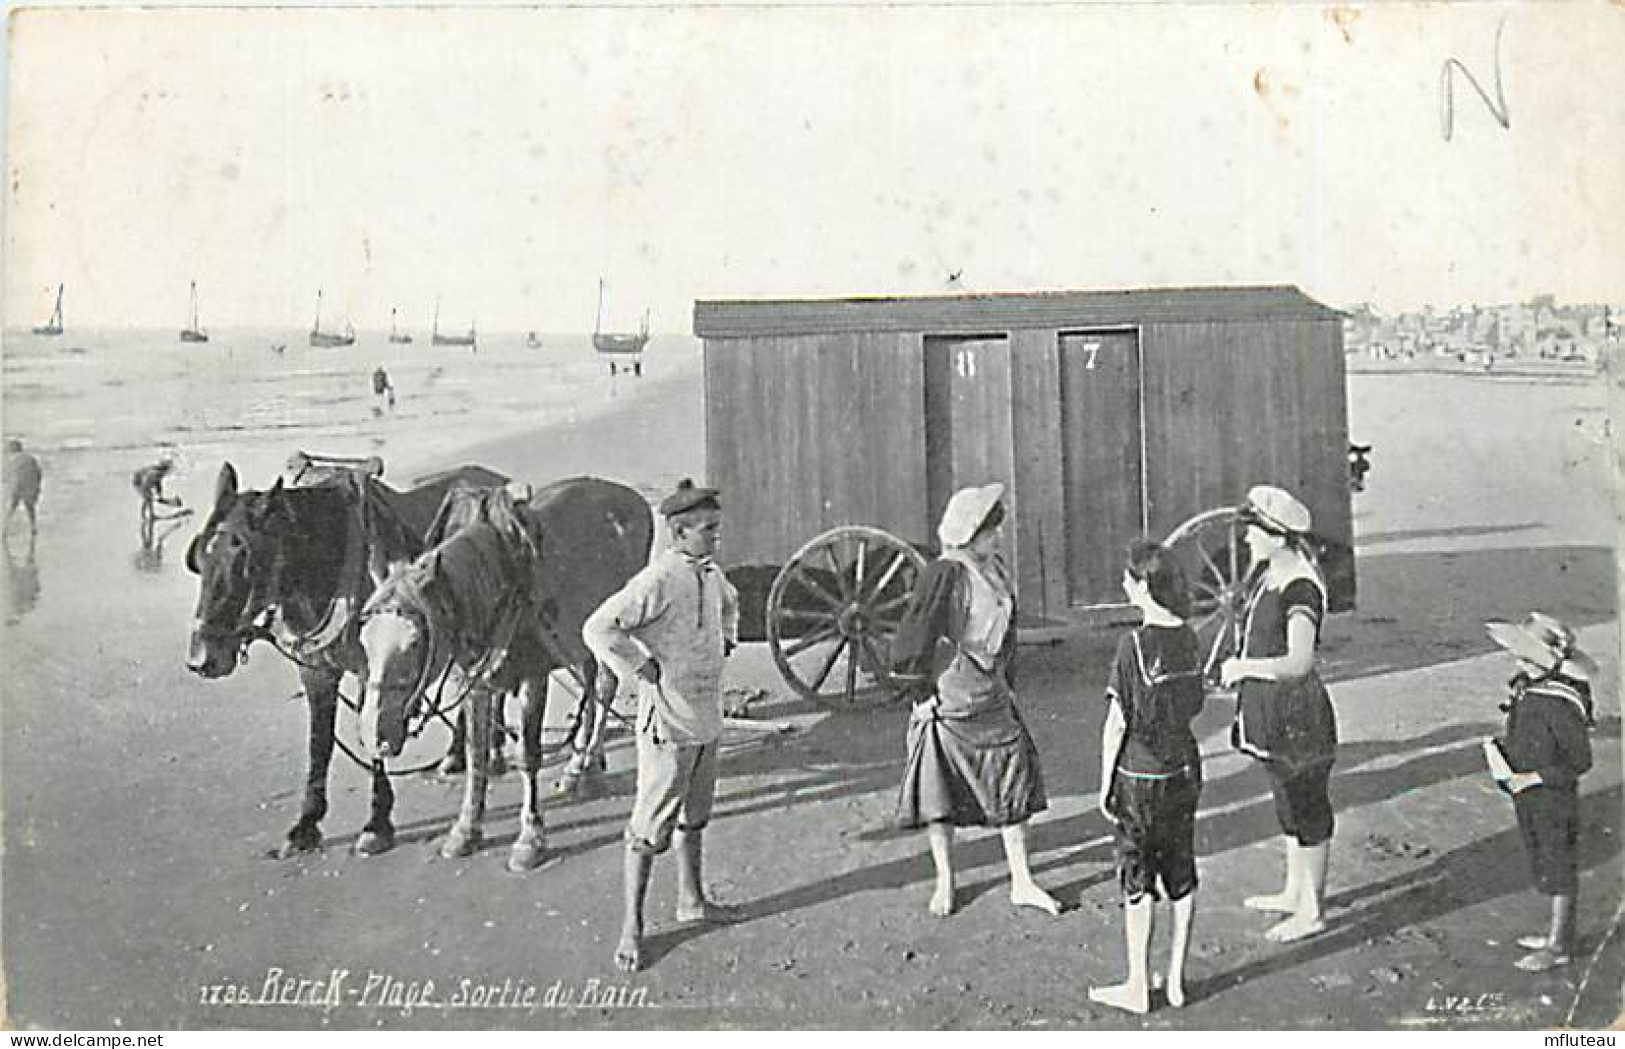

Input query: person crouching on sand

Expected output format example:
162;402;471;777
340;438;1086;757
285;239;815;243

1090;541;1207;1014
583;478;740;973
1484;612;1597;973
1220;485;1339;944
890;483;1061;918
132;450;183;520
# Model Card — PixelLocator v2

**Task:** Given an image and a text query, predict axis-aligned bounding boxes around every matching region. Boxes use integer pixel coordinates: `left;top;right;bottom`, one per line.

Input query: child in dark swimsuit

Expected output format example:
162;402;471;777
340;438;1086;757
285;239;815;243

1090;540;1205;1014
1485;612;1596;973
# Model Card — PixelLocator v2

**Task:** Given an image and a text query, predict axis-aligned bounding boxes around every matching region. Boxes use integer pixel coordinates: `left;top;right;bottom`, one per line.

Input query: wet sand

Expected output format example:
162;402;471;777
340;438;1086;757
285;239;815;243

1;363;1618;1030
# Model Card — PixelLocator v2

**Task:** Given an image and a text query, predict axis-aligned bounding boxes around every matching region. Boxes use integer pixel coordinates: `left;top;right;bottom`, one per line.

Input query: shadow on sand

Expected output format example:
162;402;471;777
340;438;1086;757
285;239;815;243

330;543;1616;864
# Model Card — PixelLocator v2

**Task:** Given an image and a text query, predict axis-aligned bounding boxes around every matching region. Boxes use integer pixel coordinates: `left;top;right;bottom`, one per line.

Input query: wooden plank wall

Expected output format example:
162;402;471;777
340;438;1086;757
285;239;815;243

1009;330;1066;619
1057;331;1147;608
708;316;1354;612
1140;319;1355;605
704;332;929;570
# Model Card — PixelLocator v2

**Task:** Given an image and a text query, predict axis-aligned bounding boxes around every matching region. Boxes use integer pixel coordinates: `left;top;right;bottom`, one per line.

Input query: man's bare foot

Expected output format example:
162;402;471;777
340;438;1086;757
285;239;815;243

1244;892;1297;913
1010;882;1062;915
929;881;955;917
674;899;739;925
1166;979;1186;1008
1516;934;1552;951
1265;914;1327;943
614;931;642;973
1089;983;1150;1015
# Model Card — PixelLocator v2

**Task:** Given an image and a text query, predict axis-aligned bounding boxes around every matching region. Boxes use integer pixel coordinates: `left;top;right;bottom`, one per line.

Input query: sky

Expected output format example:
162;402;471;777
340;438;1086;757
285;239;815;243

5;2;1623;332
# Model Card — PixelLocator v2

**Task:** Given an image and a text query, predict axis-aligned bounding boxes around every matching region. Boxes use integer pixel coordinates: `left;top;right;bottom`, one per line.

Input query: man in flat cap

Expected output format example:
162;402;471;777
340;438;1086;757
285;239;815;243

584;478;740;972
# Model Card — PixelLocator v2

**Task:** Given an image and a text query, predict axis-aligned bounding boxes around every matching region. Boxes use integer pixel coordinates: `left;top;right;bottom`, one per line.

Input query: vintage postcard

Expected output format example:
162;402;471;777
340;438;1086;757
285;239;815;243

2;1;1621;1032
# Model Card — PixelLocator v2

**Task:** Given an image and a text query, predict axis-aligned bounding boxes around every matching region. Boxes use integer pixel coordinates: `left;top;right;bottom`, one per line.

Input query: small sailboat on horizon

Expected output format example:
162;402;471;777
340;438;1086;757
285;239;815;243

594;277;649;376
309;289;355;348
32;284;64;336
388;307;414;345
430;296;476;349
179;281;209;343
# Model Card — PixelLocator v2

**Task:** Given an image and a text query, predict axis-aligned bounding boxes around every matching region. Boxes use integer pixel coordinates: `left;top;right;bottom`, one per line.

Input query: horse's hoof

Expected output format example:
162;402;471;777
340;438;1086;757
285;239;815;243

554;771;594;798
279;825;322;858
354;828;395;857
489;750;509;777
438;754;467;776
277;837;321;860
440;828;482;859
508;840;547;872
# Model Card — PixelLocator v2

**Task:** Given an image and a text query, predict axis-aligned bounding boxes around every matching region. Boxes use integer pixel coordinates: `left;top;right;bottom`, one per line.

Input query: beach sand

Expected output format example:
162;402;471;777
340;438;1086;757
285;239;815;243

1;361;1619;1030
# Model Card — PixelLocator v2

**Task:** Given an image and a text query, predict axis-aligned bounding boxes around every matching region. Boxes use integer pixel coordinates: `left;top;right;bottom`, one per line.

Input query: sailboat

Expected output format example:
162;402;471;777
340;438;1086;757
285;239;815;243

430;296;476;348
388;308;413;345
32;284;64;336
309;289;355;348
179;281;209;343
593;278;650;375
525;331;543;349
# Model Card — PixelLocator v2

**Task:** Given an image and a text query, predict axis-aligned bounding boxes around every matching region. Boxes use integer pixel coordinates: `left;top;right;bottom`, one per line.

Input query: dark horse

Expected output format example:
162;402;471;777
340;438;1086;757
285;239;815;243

184;453;503;858
358;478;653;870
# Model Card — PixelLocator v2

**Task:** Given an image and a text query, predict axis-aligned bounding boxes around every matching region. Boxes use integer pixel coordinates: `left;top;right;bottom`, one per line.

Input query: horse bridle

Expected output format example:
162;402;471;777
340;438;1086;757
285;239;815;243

361;573;529;744
190;513;287;664
194;493;373;670
363;597;452;732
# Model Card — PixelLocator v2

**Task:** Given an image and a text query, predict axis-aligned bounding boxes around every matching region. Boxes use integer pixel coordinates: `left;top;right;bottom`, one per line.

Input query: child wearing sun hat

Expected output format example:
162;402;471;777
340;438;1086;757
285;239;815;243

1484;611;1597;972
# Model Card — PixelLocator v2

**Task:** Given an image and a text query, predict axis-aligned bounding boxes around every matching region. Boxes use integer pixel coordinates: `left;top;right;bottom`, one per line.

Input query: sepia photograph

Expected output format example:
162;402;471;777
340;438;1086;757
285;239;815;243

2;0;1621;1032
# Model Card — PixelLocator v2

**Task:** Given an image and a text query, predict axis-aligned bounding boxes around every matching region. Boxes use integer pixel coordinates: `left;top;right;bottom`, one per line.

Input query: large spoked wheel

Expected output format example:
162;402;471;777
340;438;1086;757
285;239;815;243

1164;506;1256;693
766;525;926;710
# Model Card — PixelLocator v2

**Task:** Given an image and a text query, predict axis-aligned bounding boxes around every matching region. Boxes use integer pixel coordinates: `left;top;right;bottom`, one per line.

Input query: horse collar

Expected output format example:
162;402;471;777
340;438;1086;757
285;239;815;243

266;502;371;663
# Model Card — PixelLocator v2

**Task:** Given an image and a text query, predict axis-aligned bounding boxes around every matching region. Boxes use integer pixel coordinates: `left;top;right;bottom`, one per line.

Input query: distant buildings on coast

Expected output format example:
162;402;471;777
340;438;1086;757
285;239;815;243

1344;296;1621;367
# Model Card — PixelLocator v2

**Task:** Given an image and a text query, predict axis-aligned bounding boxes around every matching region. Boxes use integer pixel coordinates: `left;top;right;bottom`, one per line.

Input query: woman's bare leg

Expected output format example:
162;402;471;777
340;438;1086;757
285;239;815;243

927;823;955;916
1001;821;1061;915
1246;836;1302;913
1267;841;1329;942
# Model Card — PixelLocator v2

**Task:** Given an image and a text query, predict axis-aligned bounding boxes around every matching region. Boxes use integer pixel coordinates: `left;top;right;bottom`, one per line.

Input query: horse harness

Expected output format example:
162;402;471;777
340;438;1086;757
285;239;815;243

364;492;602;749
194;470;403;673
365;529;534;742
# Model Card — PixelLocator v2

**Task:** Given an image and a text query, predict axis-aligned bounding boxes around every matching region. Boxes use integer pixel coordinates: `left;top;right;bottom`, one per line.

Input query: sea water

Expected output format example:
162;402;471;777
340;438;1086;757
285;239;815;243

2;327;699;507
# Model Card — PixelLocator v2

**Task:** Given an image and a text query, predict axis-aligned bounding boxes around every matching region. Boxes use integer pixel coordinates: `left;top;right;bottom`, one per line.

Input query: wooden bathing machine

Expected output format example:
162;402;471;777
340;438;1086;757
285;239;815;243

693;285;1354;638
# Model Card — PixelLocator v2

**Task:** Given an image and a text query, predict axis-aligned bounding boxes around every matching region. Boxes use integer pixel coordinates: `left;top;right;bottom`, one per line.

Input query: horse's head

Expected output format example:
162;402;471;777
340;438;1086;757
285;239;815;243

357;562;439;760
184;463;292;677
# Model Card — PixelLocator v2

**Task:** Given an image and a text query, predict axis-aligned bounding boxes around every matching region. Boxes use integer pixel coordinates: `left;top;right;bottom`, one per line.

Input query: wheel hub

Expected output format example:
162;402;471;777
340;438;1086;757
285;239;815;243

837;603;868;637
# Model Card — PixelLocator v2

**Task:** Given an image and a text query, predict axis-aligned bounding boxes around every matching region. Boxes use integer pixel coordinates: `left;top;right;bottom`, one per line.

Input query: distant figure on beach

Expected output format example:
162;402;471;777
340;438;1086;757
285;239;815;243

1483;612;1597;973
372;366;396;411
890;483;1061;919
1220;486;1338;944
1347;442;1373;493
132;451;184;522
3;438;43;546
